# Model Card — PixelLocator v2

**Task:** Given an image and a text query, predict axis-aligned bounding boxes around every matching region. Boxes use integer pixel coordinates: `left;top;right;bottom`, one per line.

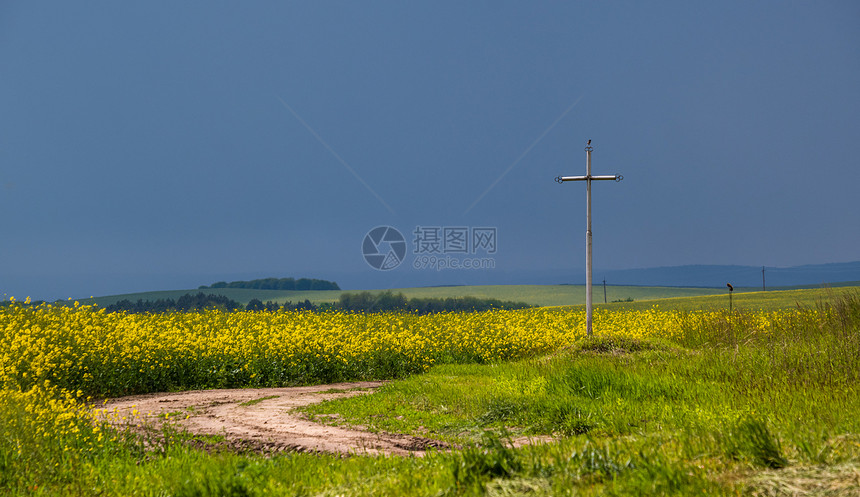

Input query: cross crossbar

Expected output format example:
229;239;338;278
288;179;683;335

558;175;621;182
556;142;623;337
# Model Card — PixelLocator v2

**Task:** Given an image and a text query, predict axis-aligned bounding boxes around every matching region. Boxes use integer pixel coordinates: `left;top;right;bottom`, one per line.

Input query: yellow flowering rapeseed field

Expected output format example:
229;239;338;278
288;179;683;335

0;302;819;398
0;299;853;491
1;294;856;494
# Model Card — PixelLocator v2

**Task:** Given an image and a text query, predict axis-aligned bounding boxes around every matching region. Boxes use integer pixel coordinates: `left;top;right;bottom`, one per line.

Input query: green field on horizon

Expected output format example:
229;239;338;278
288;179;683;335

595;285;860;312
76;285;724;308
70;282;860;310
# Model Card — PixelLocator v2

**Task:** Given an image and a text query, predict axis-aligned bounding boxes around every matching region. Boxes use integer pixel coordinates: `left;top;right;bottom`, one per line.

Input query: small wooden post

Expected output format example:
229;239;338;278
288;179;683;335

727;283;734;312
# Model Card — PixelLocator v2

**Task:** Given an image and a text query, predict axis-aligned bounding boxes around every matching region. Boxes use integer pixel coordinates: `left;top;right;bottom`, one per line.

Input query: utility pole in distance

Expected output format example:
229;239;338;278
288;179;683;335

603;278;607;304
556;140;623;337
762;266;766;291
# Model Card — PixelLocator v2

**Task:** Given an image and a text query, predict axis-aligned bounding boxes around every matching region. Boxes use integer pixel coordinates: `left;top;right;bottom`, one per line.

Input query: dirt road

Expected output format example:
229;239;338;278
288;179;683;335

96;381;446;456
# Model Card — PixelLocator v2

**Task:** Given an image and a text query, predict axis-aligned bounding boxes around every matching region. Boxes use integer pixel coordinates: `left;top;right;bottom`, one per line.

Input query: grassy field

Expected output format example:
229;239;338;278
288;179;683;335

300;307;860;494
71;283;849;309
1;290;858;495
595;285;860;312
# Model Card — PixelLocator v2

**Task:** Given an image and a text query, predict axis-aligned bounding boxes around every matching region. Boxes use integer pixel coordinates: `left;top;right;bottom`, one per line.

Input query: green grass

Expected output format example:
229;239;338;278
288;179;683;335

595;285;860;311
297;292;860;492
303;324;858;447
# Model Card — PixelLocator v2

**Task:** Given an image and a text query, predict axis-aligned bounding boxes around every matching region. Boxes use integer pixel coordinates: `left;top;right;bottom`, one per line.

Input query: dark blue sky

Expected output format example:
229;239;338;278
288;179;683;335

2;2;859;300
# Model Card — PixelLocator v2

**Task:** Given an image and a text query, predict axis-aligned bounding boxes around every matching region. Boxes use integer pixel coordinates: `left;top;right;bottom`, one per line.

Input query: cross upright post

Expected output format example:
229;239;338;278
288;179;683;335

556;141;622;337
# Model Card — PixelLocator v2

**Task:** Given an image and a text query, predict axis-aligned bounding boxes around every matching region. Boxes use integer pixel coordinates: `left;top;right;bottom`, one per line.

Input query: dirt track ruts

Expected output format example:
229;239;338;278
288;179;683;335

96;381;447;456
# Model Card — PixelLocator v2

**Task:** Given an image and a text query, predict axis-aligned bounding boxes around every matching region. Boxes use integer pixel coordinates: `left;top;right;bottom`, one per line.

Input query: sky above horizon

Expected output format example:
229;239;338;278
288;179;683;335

2;2;859;301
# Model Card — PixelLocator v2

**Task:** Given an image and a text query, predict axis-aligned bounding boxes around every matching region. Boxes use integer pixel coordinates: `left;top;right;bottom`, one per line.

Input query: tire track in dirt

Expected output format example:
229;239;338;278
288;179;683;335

95;381;447;456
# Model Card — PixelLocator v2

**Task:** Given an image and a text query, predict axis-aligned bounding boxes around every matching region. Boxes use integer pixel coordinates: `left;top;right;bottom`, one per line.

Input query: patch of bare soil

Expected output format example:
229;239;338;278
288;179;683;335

95;381;448;457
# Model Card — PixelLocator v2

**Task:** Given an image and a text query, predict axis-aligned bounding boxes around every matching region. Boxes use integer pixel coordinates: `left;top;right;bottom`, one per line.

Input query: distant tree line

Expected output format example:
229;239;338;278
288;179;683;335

244;298;319;312
104;293;244;313
335;291;531;314
199;277;340;291
102;293;324;314
100;291;530;314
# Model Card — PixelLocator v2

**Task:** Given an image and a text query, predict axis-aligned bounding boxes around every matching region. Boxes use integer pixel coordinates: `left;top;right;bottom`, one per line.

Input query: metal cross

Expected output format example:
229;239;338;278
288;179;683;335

556;140;623;337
